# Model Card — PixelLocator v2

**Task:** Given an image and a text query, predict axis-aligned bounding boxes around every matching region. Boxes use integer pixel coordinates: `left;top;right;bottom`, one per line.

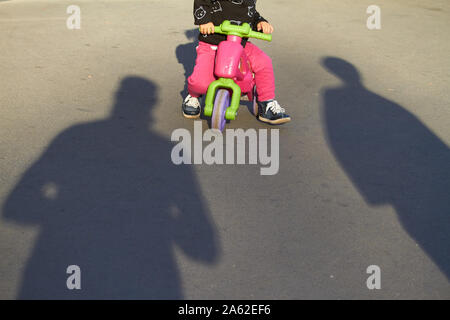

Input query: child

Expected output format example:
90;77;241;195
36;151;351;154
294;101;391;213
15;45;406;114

182;0;291;124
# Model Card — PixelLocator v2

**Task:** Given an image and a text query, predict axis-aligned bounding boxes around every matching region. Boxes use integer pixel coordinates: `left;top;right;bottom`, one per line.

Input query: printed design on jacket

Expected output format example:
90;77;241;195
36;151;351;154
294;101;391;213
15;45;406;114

211;1;223;13
231;0;244;5
248;5;255;17
195;6;207;20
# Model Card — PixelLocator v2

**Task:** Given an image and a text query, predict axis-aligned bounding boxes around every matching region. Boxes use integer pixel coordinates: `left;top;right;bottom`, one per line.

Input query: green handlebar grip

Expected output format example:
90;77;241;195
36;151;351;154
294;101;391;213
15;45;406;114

201;21;271;41
248;30;272;42
221;21;252;34
214;26;226;35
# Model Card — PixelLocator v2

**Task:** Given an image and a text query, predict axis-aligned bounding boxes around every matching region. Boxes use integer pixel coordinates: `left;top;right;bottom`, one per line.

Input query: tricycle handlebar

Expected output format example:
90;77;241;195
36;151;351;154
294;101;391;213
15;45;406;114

211;20;272;42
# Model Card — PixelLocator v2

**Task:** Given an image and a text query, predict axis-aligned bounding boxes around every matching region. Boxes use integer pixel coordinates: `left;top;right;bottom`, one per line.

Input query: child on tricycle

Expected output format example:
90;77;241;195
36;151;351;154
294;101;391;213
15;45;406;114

182;0;291;130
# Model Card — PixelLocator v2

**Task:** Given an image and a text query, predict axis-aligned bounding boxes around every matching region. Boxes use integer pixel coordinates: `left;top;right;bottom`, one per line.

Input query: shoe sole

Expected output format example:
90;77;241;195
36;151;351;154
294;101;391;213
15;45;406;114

183;113;201;119
257;116;291;125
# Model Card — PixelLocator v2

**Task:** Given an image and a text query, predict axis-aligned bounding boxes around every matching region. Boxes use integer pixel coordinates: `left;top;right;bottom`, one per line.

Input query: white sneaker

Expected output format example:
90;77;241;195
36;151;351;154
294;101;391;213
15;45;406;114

182;94;201;119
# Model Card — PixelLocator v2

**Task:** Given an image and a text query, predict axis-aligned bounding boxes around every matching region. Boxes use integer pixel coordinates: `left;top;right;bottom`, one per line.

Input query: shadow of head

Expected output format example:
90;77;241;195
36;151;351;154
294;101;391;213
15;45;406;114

112;76;159;126
321;57;362;86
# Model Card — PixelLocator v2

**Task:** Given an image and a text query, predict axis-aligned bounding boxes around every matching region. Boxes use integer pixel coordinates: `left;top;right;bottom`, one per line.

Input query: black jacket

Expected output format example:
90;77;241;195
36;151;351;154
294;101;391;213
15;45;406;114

193;0;267;46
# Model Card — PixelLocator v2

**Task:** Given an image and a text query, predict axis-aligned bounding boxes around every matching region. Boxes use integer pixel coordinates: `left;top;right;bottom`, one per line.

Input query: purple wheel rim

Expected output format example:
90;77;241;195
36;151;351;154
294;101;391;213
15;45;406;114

212;89;230;131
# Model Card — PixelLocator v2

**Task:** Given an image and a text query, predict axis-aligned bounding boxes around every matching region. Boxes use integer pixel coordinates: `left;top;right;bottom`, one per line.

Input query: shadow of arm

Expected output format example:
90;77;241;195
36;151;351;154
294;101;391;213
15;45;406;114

170;179;220;264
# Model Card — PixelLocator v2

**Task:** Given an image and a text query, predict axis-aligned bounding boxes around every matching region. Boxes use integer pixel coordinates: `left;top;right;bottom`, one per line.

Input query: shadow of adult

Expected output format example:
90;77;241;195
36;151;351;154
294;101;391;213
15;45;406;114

321;57;450;279
2;76;219;299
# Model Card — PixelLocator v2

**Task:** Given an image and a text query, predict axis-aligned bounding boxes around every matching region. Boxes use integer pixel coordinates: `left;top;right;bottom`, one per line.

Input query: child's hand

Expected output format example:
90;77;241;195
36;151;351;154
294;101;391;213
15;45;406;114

200;22;215;35
257;21;274;34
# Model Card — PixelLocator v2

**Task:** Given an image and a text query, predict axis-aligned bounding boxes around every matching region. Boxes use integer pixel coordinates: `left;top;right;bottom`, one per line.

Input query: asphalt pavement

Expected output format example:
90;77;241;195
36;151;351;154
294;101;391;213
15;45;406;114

0;0;449;299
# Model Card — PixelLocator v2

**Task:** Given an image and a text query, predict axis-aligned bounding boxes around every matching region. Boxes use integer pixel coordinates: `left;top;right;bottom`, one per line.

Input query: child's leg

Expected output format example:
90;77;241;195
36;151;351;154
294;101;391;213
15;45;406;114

187;42;217;98
244;42;290;124
244;42;276;102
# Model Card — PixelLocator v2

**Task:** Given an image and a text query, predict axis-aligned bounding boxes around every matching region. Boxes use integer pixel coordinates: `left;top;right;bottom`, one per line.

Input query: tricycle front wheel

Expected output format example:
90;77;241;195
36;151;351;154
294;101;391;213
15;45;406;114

211;89;230;131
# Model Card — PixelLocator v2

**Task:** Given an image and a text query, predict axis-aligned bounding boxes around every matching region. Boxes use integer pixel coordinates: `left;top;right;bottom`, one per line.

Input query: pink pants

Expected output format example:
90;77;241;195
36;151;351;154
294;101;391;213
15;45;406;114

188;41;276;102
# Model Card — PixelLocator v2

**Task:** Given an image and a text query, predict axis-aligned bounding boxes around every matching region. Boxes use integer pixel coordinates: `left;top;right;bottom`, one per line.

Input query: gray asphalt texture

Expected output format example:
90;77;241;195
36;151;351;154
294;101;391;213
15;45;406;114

0;0;449;299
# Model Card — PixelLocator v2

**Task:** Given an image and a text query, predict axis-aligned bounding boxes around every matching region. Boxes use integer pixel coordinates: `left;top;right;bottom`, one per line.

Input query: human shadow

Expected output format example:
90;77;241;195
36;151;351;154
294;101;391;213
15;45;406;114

2;76;219;299
176;29;199;100
321;57;450;279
